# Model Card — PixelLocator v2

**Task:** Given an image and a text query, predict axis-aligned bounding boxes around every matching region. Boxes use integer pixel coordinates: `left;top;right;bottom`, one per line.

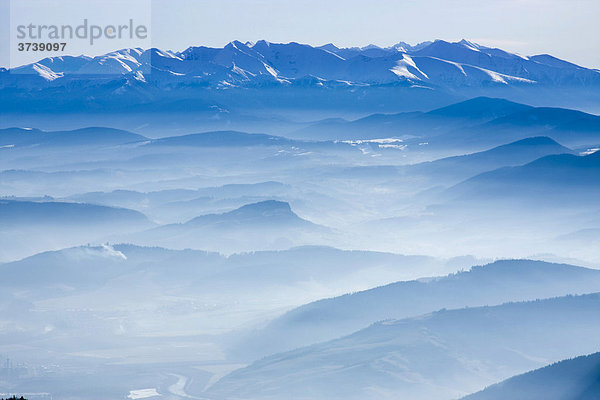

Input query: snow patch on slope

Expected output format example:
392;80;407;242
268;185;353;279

390;55;428;81
32;63;63;81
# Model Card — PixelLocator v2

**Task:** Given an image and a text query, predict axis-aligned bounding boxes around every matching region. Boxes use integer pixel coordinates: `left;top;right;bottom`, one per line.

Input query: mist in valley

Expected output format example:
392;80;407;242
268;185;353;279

1;39;600;400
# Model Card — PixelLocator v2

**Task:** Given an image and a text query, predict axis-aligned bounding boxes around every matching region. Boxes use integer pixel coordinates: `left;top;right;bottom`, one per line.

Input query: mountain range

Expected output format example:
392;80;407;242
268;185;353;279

3;31;600;400
3;97;599;151
295;97;600;147
0;243;450;338
233;260;600;359
2;40;599;113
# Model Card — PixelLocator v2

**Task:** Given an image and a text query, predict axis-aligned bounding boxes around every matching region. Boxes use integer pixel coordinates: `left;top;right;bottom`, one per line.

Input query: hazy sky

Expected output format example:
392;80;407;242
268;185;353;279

2;0;599;68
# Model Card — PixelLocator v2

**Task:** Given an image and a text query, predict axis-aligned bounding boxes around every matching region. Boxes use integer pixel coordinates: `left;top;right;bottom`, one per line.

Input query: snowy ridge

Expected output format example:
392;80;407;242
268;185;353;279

3;39;599;90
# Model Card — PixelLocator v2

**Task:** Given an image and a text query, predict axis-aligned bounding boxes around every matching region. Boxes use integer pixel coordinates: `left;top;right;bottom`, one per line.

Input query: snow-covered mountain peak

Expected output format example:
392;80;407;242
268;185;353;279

2;39;598;108
458;39;484;51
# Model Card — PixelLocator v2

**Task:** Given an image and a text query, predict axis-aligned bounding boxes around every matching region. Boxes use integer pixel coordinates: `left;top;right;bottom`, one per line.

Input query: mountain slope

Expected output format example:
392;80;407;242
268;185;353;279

0;244;448;324
208;293;600;400
293;96;533;140
0;127;147;147
0;200;154;261
235;259;600;359
426;96;534;120
445;150;600;206
447;107;600;148
183;200;314;228
408;136;574;182
0;244;222;291
0;199;151;227
292;97;600;143
462;352;600;400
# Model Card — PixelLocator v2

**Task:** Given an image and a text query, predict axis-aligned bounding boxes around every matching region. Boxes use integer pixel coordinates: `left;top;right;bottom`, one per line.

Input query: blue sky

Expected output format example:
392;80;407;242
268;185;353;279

2;0;599;68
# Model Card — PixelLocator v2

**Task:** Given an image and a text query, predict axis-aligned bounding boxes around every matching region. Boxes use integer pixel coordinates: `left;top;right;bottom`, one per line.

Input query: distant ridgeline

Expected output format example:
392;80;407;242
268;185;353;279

1;40;599;112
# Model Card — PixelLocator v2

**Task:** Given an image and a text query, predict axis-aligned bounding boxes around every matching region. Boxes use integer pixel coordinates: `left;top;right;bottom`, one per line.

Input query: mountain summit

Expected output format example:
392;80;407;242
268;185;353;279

187;200;305;227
